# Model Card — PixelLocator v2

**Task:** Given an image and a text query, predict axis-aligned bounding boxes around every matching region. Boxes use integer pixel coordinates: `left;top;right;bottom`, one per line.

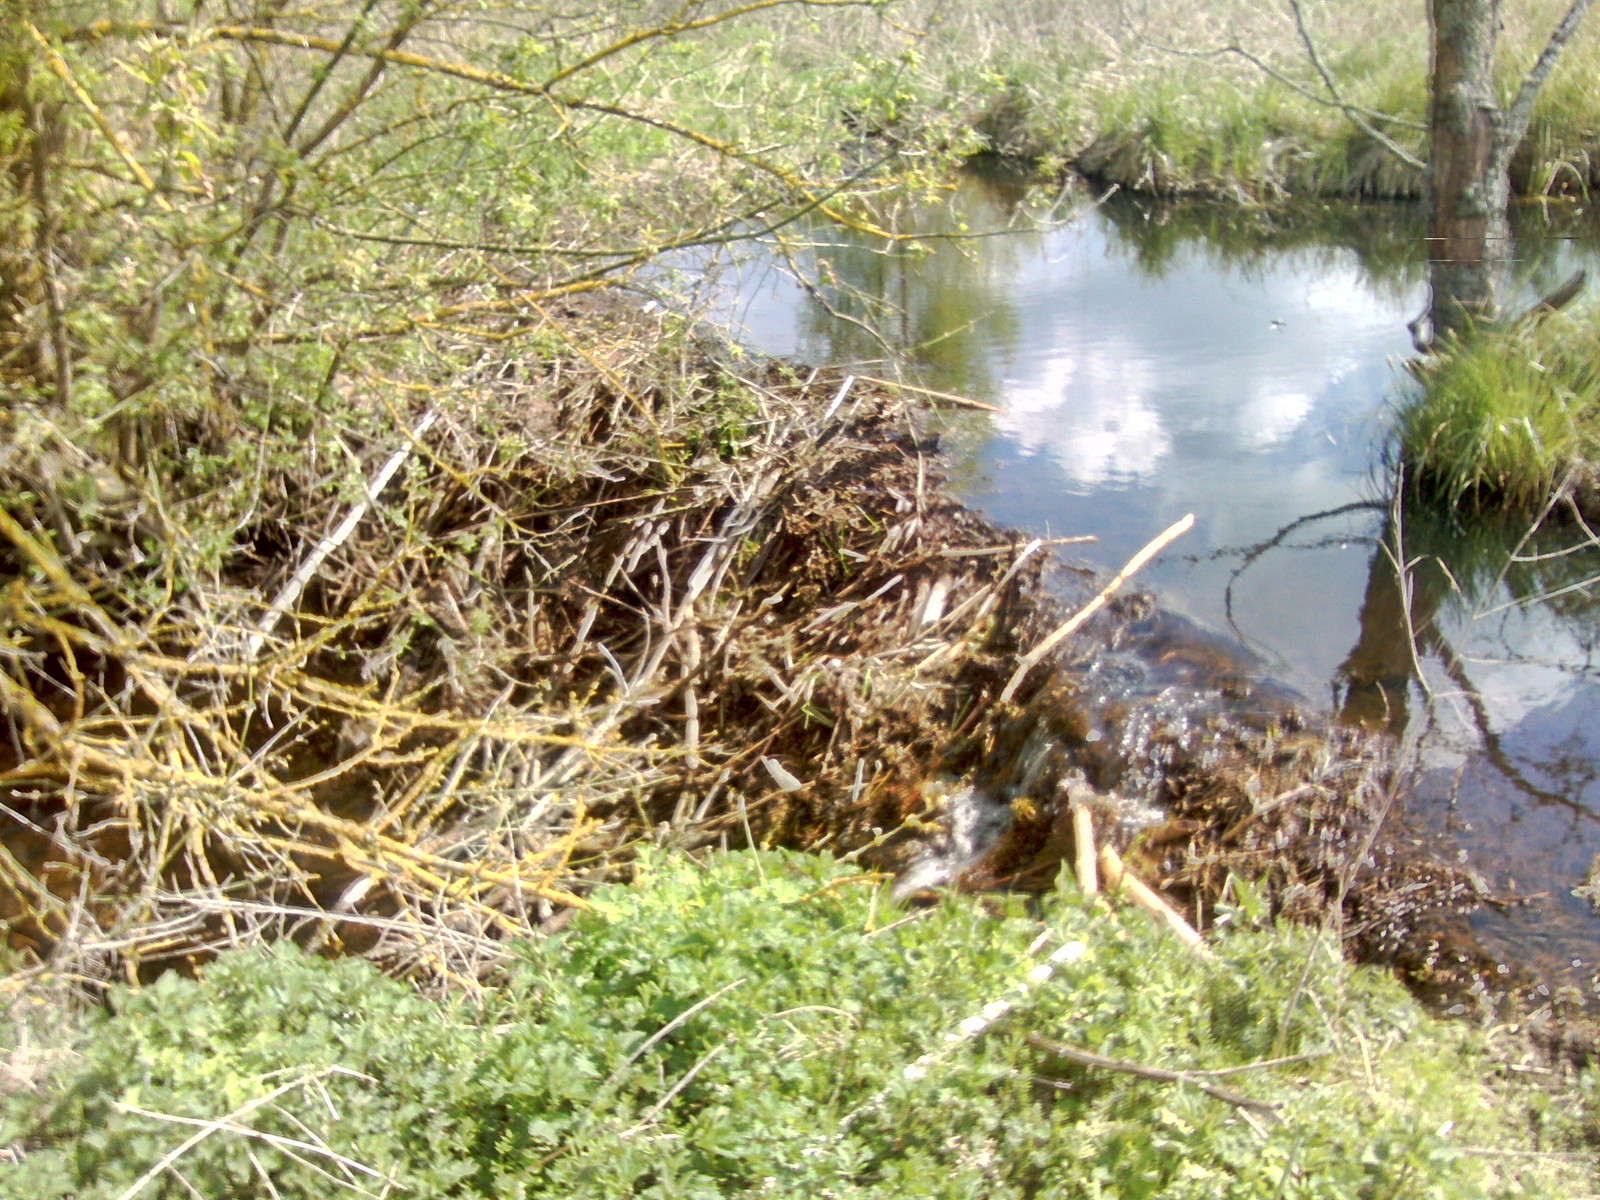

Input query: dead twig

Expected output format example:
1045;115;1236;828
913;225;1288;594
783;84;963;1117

1024;1031;1283;1123
1001;514;1195;703
1098;844;1214;960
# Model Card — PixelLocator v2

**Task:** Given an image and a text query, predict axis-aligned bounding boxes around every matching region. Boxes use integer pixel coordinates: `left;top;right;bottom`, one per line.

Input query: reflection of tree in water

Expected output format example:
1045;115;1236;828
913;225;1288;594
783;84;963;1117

1333;495;1600;821
770;172;1600;403
773;170;1049;400
1095;195;1428;301
768;167;1600;816
1095;194;1600;314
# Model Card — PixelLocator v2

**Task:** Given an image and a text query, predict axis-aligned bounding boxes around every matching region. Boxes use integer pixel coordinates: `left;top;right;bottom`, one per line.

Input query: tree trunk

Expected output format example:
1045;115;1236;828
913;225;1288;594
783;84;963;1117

1424;0;1596;344
1425;0;1509;342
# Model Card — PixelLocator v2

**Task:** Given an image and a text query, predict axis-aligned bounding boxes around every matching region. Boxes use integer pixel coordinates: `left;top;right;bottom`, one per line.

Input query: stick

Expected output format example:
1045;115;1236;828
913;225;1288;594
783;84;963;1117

1024;1032;1282;1121
820;373;856;423
999;514;1194;703
1070;799;1097;899
1097;844;1214;961
246;410;439;659
938;536;1095;558
851;374;1003;413
111;1068;382;1200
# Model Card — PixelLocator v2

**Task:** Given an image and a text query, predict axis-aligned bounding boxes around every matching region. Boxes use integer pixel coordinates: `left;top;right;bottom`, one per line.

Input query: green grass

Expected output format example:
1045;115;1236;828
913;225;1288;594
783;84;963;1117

1394;308;1600;510
2;850;1592;1198
760;0;1600;200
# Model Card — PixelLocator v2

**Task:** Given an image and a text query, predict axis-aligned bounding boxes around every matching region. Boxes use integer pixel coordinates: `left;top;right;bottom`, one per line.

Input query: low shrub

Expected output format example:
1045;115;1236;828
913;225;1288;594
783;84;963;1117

2;850;1590;1197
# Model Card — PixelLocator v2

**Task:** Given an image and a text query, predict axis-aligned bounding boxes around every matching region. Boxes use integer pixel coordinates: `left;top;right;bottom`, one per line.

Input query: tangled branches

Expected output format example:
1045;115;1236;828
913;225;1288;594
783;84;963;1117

0;314;1042;991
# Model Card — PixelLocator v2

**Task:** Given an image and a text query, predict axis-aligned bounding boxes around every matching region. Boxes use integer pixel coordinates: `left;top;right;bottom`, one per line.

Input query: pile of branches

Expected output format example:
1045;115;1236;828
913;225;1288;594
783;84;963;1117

0;318;1045;991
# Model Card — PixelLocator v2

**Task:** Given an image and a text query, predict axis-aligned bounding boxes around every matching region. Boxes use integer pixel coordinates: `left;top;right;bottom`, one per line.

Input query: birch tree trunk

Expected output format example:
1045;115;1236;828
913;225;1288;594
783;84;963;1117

1425;0;1507;341
1425;0;1595;343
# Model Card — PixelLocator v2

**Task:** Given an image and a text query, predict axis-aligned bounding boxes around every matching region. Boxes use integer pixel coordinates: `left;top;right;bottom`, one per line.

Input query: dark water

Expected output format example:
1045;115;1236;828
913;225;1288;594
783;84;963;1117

680;175;1600;992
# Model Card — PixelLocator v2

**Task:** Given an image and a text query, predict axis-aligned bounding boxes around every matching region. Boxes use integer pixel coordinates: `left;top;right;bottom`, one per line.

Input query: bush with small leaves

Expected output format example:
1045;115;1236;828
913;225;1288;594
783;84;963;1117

2;850;1590;1198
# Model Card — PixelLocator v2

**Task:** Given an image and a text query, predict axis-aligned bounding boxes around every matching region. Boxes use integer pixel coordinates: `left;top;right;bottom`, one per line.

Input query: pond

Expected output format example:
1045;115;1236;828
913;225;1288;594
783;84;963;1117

682;171;1600;997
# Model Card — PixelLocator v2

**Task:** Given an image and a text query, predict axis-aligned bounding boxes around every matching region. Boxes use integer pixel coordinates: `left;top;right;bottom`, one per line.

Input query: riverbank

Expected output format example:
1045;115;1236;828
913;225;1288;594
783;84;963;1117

6;299;1600;1180
755;0;1600;200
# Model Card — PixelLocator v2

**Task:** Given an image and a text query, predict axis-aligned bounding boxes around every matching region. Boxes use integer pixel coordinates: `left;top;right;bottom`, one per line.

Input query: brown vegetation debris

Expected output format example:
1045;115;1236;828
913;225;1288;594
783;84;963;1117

0;320;1046;990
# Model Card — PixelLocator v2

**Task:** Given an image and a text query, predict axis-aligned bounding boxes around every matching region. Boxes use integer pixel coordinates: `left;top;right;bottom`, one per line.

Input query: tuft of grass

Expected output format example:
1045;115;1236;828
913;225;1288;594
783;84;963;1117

1394;308;1600;510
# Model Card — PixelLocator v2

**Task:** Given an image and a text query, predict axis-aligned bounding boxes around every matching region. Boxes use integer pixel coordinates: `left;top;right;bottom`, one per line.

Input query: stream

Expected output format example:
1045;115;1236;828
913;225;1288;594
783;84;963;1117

681;170;1600;998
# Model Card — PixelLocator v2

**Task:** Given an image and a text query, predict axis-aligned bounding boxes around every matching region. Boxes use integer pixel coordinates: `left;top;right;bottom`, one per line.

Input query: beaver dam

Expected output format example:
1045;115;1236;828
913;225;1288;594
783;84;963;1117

1;280;1570;1061
0;301;1039;983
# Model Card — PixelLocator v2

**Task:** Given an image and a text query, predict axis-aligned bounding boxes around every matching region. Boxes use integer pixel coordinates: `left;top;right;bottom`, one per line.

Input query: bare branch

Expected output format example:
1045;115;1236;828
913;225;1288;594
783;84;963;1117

1024;1032;1284;1121
1503;0;1598;150
60;19;899;240
1143;22;1425;171
22;22;173;210
1211;41;1425;136
1280;0;1427;170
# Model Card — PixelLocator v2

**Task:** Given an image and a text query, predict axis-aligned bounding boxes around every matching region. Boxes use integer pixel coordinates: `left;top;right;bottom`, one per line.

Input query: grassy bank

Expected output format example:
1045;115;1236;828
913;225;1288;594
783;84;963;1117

762;0;1600;200
4;849;1594;1198
1395;307;1600;512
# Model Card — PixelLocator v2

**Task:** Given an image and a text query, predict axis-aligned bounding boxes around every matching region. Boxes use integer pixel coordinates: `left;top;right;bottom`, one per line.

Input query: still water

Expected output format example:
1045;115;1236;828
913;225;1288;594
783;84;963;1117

686;175;1600;989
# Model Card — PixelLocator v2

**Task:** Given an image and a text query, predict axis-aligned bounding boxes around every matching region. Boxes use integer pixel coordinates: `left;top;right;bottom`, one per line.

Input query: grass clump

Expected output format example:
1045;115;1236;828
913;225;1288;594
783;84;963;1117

2;849;1592;1198
1395;309;1600;511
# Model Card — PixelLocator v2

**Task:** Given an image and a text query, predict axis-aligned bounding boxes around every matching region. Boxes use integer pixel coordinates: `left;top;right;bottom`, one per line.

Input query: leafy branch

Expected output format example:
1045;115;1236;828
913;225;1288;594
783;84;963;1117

61;15;900;240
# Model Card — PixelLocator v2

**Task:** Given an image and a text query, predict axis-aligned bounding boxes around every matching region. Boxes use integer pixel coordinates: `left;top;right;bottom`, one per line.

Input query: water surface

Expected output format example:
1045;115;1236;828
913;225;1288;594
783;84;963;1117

689;177;1600;991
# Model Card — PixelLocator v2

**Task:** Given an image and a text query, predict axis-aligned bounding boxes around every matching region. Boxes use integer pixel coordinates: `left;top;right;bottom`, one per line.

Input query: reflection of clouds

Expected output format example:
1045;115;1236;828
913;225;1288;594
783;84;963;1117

988;233;1414;496
1237;386;1313;448
999;337;1170;491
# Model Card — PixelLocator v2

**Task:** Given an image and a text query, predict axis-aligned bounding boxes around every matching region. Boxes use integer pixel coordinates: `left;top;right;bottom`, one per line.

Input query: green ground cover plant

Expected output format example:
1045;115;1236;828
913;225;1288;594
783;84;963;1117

3;850;1591;1198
